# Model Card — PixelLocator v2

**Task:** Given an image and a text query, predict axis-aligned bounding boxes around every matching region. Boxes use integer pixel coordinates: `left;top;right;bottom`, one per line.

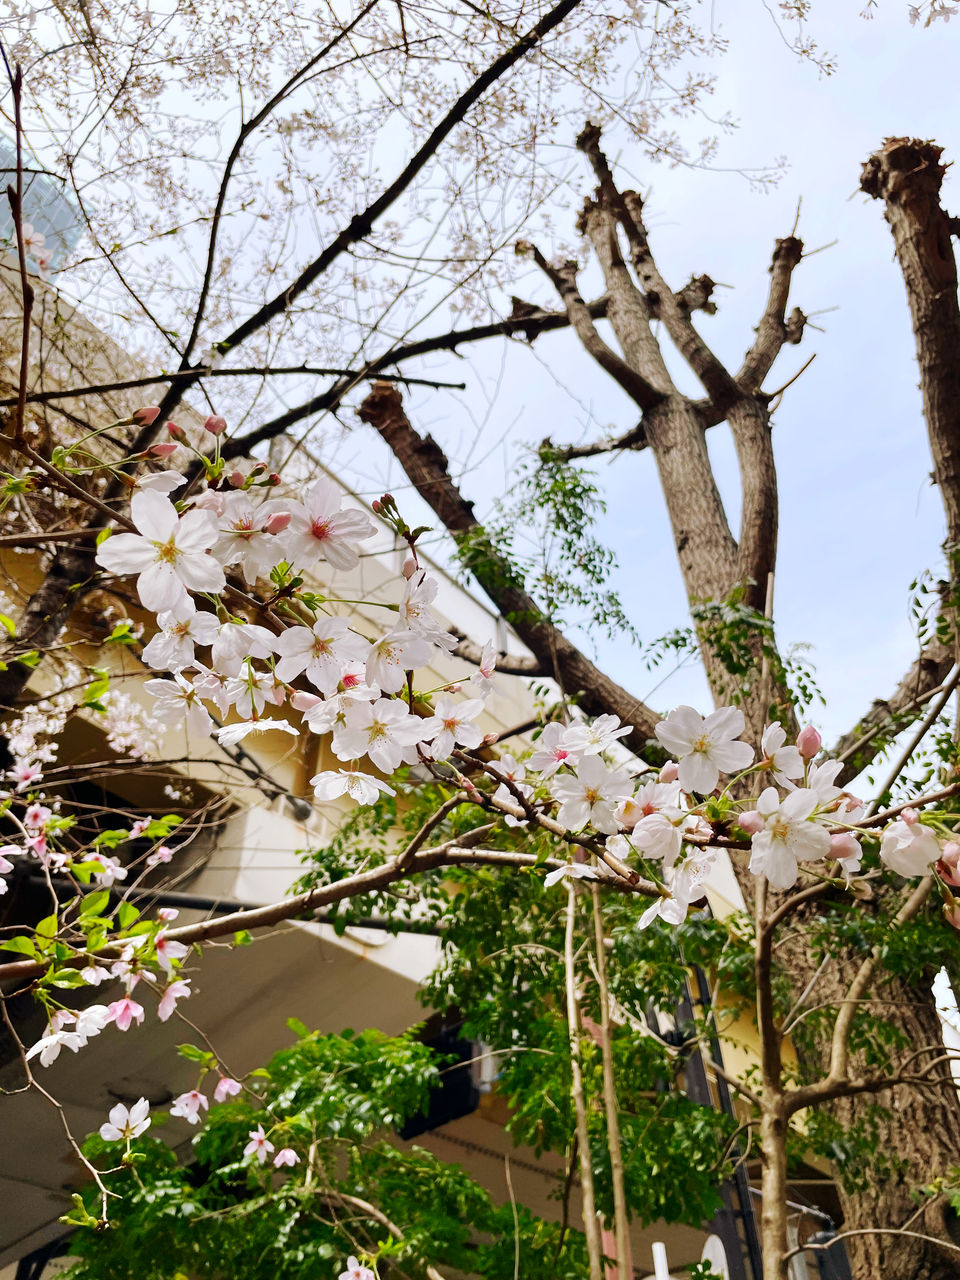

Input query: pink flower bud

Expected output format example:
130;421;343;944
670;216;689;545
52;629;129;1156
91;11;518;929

658;761;679;784
829;832;860;860
937;858;960;888
901;807;920;826
738;810;764;834
266;472;281;487
203;414;227;436
796;725;821;761
371;500;382;513
382;493;394;505
133;406;161;425
192;490;226;515
941;840;960;869
290;690;323;711
263;512;291;535
229;470;246;488
447;682;463;694
167;422;187;441
149;442;178;457
402;557;418;580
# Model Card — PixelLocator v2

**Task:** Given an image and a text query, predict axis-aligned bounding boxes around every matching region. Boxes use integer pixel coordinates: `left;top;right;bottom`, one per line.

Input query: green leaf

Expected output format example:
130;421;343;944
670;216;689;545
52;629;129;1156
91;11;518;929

80;890;111;918
35;913;58;940
48;968;87;988
1;935;36;956
16;649;41;668
233;930;253;947
0;612;15;637
95;527;112;546
116;901;140;930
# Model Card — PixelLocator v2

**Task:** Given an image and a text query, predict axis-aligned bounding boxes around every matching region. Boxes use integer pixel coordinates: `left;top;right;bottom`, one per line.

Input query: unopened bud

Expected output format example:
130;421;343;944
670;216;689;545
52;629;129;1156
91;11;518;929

290;690;323;712
738;810;764;834
229;470;246;488
401;557;418;580
382;492;394;506
829;832;860;860
901;807;920;826
447;682;462;694
372;500;382;513
263;512;290;535
266;472;281;487
796;725;821;760
133;405;161;425
659;760;679;784
203;414;227;436
149;442;178;457
166;421;187;441
615;797;643;830
942;840;960;869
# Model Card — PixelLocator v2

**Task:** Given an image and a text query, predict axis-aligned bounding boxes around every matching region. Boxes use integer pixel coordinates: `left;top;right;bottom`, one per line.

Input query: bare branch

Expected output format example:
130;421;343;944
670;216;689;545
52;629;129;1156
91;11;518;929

737;236;805;393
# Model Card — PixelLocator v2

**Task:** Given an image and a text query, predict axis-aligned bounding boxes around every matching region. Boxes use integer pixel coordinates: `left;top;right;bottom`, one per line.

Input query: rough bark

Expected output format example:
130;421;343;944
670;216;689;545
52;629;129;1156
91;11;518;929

356;381;662;751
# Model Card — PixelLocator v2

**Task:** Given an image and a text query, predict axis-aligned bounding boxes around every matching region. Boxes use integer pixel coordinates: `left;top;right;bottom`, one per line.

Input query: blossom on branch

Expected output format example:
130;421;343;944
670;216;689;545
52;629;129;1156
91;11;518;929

654;705;754;794
99;1098;151;1142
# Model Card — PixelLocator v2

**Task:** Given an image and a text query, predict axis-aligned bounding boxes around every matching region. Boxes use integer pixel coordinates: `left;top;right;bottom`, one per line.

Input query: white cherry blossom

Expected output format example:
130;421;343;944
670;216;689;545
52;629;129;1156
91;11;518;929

211;622;278;677
335;698;433;773
527;722;584;778
543;861;600;888
142;605;219;671
25;1029;84;1067
282;476;375;571
365;629;433;694
213;493;290;584
469;639;498;698
217;719;299;747
748;787;831;890
145;673;214;737
170;1089;209;1125
654;705;754;794
879;818;941;876
425;695;484;760
551;756;631;835
759;723;804;787
400;572;457;650
274;618;369;694
310;769;396;804
96;490;224;611
630;810;683;868
100;1098;151;1142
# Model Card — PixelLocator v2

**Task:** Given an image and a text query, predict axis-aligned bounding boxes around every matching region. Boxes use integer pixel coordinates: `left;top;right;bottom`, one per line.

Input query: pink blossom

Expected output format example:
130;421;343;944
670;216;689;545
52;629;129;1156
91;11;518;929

10;761;42;790
100;1098;151;1142
133;406;161;425
147;846;173;867
243;1124;275;1164
214;1076;243;1102
25;803;51;831
149;442;178;458
170;1089;209;1125
204;414;227;435
658;760;679;784
282;476;376;571
157;979;191;1021
107;996;145;1031
155;929;189;975
157;907;179;922
273;1147;300;1167
796;725;822;760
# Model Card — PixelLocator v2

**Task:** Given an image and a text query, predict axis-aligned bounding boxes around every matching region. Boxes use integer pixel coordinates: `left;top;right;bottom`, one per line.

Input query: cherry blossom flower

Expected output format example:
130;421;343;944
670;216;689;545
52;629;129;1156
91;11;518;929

155;929;189;975
210;622;278;677
527;722;582;779
365;630;433;694
339;1257;375;1280
879;818;941;876
615;779;681;829
99;1098;151;1143
747;788;831;890
0;847;15;875
214;1076;243;1103
158;979;191;1022
282;476;375;571
310;769;396;805
551;756;631;835
425;696;484;760
243;1123;275;1164
146;846;173;867
274;618;369;694
654;705;754;794
80;962;111;986
638;848;718;929
146;673;214;736
157;906;179;921
96;490;224;612
10;760;43;790
107;996;145;1032
170;1089;209;1125
25;1029;85;1067
829;833;863;879
335;699;432;773
142;606;219;671
134;470;187;495
399;572;456;651
273;1147;300;1167
74;1004;112;1043
213;494;291;584
469;639;498;698
21;222;45;255
216;719;299;748
758;723;803;787
630;811;683;868
566;713;631;756
543;861;599;888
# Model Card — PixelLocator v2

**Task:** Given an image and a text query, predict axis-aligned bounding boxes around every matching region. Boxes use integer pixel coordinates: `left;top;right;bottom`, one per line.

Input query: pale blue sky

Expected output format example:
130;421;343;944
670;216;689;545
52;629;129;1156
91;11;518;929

325;2;960;745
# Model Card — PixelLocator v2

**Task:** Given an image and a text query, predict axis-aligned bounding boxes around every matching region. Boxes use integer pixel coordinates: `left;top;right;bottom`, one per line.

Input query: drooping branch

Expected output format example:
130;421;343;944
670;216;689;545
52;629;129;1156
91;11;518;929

356;381;662;753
